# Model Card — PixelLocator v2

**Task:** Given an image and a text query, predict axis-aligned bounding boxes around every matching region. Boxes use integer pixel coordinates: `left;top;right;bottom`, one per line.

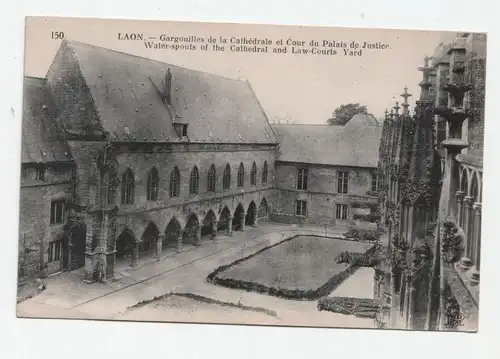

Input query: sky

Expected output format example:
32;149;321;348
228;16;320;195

24;17;457;124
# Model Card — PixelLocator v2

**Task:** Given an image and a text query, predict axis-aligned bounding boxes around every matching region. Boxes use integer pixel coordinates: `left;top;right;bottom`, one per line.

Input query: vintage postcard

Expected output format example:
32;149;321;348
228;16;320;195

17;16;486;332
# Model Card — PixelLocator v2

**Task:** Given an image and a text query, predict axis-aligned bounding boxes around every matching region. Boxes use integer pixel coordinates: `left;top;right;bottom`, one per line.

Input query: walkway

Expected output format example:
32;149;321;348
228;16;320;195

17;223;376;328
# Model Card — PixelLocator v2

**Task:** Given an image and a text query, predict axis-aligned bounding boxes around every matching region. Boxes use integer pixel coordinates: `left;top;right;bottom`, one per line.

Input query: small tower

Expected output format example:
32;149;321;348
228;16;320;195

400;87;413;116
393;101;401;116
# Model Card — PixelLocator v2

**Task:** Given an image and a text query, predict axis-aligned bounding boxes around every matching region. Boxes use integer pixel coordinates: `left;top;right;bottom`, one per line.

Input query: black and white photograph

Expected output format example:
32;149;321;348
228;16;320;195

16;16;486;332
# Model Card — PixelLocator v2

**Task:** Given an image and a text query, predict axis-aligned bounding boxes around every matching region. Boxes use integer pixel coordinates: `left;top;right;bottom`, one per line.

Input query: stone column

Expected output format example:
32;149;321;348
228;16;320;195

176;229;184;252
460;196;474;269
407;282;416;330
227;215;233;236
156;234;164;261
130;240;140;267
97;213;110;282
193;225;201;246
212;220;219;240
455;191;465;226
240;212;246;231
471;203;481;285
83;215;95;283
405;207;414;259
252;210;259;227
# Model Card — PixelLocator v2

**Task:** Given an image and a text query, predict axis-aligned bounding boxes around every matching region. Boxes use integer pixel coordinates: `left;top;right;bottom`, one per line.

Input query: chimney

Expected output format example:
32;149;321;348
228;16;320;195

164;68;172;105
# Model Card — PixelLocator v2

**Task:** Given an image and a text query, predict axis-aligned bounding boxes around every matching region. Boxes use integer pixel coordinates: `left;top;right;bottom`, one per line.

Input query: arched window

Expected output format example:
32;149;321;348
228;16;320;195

262;161;268;184
169;166;180;198
223;164;231;190
189;166;199;195
146;167;159;201
121;168;135;204
250;162;257;186
237;163;245;188
207;164;216;192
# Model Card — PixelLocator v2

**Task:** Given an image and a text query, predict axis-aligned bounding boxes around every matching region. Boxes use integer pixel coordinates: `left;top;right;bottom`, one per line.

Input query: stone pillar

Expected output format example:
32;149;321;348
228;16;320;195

406;206;414;252
130;240;140;267
83;215;95;283
407;283;416;330
471;203;481;285
212;221;219;240
97;213;110;282
456;191;465;226
227;215;233;236
240;212;246;231
193;225;201;246
460;196;474;269
157;234;164;261
252;210;259;227
176;229;184;252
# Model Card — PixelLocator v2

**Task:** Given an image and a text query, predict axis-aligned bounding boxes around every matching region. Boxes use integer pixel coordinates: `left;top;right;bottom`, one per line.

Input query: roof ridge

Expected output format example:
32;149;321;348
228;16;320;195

24;76;47;82
65;39;248;84
272;123;332;126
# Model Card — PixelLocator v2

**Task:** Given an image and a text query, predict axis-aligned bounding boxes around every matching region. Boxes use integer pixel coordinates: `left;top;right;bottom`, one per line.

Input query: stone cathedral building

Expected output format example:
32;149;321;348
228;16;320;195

18;40;382;283
374;32;486;331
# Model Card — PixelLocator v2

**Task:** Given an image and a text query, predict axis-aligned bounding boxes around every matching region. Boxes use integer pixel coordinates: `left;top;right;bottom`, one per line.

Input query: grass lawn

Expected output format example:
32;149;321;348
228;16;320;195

210;235;372;299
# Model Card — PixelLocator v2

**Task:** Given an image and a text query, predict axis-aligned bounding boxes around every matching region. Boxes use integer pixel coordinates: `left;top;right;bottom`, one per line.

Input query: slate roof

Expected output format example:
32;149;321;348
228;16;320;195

53;40;277;144
21;77;72;164
273;115;382;168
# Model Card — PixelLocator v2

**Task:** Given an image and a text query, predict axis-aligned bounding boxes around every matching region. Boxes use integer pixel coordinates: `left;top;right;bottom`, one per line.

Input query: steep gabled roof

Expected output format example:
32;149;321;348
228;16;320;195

21;77;72;164
345;113;380;127
52;40;277;144
273;122;382;168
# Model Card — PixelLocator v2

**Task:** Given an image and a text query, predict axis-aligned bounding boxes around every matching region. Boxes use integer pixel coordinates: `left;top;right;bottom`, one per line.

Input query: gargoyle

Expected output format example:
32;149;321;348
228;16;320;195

442;220;465;263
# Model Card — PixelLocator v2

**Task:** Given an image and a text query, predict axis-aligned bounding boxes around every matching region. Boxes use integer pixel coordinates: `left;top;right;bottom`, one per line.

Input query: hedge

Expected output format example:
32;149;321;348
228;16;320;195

206;235;377;301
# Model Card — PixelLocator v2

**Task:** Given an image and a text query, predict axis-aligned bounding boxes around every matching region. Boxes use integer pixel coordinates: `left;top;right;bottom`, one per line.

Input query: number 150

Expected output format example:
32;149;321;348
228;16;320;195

51;31;65;40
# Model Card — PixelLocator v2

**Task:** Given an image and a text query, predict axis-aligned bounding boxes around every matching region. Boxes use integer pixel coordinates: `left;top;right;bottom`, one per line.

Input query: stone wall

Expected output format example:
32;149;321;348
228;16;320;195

100;143;276;243
18;165;74;279
466;57;486;161
273;162;377;225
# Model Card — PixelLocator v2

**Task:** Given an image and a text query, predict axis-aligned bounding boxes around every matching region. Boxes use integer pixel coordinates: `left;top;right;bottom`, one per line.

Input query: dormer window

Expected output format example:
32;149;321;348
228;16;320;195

173;123;188;139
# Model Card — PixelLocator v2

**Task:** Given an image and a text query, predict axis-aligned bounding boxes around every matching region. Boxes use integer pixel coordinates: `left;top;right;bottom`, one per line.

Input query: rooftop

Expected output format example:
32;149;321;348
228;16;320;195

46;40;278;144
273;114;382;168
22;77;72;164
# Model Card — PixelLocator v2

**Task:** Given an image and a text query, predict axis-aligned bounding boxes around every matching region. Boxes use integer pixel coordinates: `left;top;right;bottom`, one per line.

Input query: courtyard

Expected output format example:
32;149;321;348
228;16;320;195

17;222;378;329
210;235;373;299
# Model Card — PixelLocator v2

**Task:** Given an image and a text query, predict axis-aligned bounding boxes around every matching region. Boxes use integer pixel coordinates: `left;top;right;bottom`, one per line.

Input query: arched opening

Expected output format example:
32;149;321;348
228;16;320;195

170;166;181;198
460;169;469;227
223;164;231;190
183;213;200;245
233;203;245;231
189;166;199;195
207;164;216;192
237;163;245;188
469;172;480;263
115;228;136;260
146;167;159;201
68;223;86;271
140;222;159;255
262;161;268;184
471;173;479;202
164;217;182;251
218;206;231;231
202;210;217;239
460;168;469;194
258;198;269;222
245;201;257;226
121;168;135;204
250;162;257;186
